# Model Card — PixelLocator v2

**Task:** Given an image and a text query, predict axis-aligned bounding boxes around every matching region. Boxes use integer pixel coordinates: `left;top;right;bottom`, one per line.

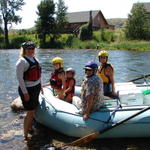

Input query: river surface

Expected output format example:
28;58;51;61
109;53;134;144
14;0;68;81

0;49;150;150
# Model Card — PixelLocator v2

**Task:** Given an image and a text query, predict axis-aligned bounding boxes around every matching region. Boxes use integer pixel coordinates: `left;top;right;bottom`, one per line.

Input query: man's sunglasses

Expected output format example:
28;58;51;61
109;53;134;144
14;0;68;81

26;47;35;50
85;69;92;71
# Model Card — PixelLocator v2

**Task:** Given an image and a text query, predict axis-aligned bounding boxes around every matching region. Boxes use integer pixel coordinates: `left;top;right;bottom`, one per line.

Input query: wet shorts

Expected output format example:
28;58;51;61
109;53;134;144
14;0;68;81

18;83;41;111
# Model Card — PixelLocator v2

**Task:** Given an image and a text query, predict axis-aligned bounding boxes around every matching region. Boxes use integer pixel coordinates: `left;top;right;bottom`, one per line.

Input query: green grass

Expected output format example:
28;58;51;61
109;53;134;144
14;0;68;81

0;29;150;51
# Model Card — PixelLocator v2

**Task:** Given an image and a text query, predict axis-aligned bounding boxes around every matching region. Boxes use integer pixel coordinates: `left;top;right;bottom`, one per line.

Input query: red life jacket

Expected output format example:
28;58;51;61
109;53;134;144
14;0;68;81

66;78;75;94
50;69;64;90
23;56;41;81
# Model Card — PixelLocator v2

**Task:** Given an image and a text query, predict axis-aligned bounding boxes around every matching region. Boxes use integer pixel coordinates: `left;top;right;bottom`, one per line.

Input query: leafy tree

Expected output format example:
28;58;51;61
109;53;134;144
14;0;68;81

55;0;68;34
125;3;149;40
35;0;55;46
0;0;25;47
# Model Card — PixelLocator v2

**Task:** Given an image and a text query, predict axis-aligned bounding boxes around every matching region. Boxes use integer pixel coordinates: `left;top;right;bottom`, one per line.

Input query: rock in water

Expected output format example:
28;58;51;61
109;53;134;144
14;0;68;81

11;97;24;111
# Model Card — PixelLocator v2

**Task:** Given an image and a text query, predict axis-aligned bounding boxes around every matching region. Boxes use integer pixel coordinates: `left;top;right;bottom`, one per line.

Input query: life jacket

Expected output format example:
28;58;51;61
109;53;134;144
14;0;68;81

50;68;64;90
97;63;113;84
23;56;41;81
65;78;76;94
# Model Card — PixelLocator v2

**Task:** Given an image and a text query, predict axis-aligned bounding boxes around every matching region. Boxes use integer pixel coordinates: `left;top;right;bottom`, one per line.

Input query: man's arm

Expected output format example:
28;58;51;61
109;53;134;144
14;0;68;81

83;94;94;120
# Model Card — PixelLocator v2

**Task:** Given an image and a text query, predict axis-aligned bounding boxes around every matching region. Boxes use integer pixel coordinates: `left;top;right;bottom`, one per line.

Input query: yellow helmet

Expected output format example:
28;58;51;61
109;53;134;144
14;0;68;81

98;50;109;57
52;57;64;67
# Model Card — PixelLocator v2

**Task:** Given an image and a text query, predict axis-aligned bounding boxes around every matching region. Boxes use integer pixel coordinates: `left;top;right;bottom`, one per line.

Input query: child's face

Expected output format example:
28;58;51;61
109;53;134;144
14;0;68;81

53;63;61;69
66;72;74;78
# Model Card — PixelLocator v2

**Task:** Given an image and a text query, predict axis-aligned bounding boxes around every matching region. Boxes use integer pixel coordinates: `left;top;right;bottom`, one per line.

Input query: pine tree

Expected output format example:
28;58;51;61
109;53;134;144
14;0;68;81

35;0;55;46
56;0;68;34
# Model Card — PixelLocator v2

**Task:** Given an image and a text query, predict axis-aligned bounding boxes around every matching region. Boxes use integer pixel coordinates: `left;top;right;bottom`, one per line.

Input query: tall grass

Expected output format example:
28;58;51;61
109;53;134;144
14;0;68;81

0;29;150;51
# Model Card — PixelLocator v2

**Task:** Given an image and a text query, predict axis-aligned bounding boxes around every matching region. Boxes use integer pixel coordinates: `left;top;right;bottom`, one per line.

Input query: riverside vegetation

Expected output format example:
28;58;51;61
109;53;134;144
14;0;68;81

0;2;149;51
0;28;150;51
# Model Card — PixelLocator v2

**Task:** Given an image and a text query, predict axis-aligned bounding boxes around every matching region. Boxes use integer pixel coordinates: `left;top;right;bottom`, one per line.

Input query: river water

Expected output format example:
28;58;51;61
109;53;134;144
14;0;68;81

0;49;150;150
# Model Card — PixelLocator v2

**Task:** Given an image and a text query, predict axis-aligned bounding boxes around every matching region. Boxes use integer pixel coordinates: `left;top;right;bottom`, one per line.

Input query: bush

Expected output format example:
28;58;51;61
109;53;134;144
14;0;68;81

79;23;93;41
100;29;115;42
10;36;30;48
65;35;74;47
79;24;89;41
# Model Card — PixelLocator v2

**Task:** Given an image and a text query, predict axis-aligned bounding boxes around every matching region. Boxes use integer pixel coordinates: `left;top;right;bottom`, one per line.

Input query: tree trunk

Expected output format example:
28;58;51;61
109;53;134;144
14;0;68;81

4;19;9;47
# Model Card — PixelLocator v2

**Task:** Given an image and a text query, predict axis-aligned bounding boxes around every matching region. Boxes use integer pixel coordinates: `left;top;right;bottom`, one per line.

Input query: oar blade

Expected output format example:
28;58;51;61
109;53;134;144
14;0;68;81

67;132;99;146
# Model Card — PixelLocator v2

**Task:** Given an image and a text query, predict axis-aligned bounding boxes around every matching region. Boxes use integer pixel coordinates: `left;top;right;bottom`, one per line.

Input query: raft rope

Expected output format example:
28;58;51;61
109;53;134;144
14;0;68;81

106;91;122;123
40;91;108;124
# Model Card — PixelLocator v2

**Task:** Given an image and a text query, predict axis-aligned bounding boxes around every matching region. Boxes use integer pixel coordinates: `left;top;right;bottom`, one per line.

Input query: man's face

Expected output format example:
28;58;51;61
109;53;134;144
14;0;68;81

85;69;93;76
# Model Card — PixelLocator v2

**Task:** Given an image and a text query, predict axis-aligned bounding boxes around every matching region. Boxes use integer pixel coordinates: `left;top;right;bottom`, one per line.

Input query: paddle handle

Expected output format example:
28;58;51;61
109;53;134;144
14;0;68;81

65;106;150;147
128;74;150;82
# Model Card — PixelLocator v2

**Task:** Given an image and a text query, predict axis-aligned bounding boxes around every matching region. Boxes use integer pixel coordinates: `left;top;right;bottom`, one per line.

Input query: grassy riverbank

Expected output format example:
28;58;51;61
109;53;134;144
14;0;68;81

0;29;150;51
62;30;150;51
63;39;150;51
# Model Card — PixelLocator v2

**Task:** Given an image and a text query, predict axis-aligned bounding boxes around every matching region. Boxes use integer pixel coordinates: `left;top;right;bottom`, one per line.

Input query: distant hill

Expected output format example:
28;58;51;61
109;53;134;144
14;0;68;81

107;18;127;28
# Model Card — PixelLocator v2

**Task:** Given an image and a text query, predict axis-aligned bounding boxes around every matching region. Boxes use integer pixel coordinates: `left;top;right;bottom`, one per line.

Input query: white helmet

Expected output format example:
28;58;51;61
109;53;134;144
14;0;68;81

66;68;75;74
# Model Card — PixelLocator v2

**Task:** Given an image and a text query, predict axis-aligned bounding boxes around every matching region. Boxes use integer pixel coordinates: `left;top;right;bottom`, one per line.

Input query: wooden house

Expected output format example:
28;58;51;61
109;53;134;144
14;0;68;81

133;2;150;26
65;10;114;34
142;2;150;14
133;2;150;14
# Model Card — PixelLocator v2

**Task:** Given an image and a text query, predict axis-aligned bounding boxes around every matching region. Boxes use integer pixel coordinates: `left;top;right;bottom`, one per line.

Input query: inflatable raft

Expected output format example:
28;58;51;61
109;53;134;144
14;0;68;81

35;82;150;138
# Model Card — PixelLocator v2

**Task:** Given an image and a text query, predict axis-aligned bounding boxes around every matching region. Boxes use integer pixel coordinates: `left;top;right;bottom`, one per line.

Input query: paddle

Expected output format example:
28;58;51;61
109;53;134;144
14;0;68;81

93;44;100;61
128;74;150;82
63;106;150;147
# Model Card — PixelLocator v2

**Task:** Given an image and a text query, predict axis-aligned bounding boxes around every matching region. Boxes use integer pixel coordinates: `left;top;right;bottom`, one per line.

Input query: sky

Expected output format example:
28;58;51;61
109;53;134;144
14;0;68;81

13;0;150;29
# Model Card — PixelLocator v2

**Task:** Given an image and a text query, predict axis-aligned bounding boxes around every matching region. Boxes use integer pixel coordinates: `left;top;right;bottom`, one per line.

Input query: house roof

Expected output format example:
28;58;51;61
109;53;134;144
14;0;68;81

66;10;102;23
134;2;150;12
143;2;150;12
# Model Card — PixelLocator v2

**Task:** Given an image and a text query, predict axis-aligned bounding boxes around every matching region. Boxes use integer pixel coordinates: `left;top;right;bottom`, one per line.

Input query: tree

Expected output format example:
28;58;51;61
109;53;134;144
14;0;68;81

79;11;93;41
35;0;55;46
88;11;93;40
55;0;68;34
125;3;149;40
0;17;3;34
0;0;25;47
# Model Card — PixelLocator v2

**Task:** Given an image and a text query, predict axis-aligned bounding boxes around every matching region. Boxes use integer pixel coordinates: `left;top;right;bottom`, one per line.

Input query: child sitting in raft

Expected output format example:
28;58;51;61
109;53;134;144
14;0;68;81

64;68;76;103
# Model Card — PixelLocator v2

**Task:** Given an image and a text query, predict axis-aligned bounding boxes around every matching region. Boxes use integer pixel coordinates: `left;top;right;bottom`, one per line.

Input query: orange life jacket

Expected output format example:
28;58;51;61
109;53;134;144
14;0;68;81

97;63;113;83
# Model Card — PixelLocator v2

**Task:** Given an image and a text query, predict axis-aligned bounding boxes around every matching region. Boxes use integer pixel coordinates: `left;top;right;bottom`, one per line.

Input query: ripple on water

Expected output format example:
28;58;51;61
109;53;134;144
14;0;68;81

1;49;150;150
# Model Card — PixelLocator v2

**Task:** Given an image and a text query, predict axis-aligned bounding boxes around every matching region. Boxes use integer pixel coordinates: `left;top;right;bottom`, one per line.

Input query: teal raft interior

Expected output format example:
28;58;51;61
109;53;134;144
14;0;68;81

35;82;150;138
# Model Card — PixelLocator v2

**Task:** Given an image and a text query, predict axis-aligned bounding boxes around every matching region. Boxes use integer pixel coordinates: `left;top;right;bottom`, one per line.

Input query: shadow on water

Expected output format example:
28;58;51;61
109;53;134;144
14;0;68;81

23;121;150;150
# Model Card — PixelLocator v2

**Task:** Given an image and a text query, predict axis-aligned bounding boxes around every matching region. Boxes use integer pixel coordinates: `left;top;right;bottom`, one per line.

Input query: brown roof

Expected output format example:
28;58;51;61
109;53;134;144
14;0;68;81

66;10;101;23
143;2;150;12
134;2;150;12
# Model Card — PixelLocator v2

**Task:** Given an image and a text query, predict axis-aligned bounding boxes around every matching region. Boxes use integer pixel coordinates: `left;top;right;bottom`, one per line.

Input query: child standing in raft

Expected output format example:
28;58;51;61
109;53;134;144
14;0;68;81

50;57;66;99
43;57;66;99
64;68;76;103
